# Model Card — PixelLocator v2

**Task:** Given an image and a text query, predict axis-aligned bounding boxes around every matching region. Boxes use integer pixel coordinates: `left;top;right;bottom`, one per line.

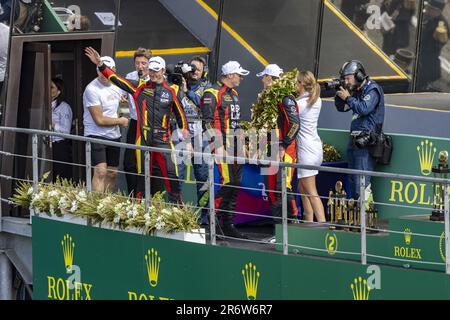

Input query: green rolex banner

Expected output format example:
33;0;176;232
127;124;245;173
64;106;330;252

33;217;450;300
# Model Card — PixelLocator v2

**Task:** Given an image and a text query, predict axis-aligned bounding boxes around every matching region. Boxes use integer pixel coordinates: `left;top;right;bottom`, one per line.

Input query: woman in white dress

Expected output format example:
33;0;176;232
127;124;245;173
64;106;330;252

296;71;326;223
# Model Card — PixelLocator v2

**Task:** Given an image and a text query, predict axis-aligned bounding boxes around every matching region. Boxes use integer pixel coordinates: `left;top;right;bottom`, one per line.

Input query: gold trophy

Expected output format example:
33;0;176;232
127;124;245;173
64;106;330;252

327;181;347;229
367;202;378;232
348;199;359;232
434;21;449;44
327;190;334;224
431;150;449;221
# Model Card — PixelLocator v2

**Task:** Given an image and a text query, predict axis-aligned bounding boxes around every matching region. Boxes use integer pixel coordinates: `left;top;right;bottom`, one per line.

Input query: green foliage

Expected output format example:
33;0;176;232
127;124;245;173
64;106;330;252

11;179;200;234
242;68;299;131
323;143;342;162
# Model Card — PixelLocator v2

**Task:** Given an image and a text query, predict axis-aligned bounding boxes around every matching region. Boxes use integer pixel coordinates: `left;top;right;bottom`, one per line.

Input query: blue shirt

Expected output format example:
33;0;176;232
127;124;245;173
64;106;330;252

335;78;385;133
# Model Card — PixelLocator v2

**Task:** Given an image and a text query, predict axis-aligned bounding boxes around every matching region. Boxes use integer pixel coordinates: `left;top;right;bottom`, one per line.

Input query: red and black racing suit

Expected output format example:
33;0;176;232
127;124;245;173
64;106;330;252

201;81;243;228
265;95;300;222
99;64;189;203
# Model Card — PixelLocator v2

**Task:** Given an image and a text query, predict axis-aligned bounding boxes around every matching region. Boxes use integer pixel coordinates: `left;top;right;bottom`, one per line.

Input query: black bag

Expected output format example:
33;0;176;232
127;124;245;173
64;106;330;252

378;134;393;165
370;132;393;165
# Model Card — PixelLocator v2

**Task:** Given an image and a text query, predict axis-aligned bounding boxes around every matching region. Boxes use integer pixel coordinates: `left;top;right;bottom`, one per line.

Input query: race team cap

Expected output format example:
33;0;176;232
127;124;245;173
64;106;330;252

149;56;166;71
221;61;250;76
257;64;283;77
100;56;116;69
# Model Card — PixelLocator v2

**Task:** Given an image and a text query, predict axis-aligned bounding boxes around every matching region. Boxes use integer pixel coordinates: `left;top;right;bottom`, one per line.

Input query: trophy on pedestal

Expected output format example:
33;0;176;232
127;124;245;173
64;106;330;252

430;151;450;222
367;202;378;232
347;199;359;232
328;181;347;230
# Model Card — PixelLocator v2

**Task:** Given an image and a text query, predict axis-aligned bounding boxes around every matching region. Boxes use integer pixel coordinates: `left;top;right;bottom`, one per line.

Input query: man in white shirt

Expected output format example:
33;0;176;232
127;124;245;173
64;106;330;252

0;22;9;93
123;48;151;196
83;56;128;192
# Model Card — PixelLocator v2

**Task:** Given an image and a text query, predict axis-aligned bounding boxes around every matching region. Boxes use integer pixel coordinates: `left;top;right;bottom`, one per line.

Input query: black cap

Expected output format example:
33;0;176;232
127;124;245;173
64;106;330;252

428;0;446;11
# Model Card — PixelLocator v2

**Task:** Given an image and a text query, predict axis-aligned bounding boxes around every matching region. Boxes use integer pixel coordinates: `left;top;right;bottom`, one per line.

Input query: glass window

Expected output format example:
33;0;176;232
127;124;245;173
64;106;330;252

8;0;120;34
214;0;322;118
320;0;418;90
115;0;208;73
415;0;450;92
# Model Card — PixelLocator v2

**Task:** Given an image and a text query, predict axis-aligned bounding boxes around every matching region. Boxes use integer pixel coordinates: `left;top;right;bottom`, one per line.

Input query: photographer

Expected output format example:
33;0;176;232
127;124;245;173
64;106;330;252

173;56;211;225
334;60;385;205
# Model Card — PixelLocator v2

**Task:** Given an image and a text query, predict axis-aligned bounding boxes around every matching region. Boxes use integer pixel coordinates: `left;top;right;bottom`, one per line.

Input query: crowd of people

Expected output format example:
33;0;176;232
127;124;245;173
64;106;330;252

50;44;385;240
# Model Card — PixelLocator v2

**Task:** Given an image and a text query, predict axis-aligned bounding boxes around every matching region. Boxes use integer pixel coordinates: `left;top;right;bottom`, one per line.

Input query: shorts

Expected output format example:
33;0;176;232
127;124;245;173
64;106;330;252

87;135;121;167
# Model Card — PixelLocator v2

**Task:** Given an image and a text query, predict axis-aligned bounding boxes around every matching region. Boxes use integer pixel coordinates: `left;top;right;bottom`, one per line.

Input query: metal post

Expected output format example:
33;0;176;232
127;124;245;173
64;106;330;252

281;167;288;255
360;175;367;265
144;151;151;213
0;252;13;300
85;141;92;193
32;134;39;221
444;182;449;274
85;141;92;227
208;156;216;245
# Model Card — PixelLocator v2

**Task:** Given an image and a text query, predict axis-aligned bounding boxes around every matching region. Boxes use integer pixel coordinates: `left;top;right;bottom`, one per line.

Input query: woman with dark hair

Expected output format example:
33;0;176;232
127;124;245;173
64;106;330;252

51;78;73;181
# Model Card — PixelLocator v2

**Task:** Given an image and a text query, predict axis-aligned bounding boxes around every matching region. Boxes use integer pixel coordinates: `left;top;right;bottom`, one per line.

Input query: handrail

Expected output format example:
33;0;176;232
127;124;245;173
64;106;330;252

0;126;449;184
1;125;449;273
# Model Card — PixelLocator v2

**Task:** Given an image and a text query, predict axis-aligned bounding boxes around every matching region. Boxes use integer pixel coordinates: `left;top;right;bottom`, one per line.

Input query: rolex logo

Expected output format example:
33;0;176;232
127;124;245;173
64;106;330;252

417;140;437;176
404;228;412;245
145;248;161;288
242;262;260;300
61;234;75;272
350;276;371;300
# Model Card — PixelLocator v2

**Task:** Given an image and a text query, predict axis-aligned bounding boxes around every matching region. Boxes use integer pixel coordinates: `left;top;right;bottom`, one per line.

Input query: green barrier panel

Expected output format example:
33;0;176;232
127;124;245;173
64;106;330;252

40;0;67;33
33;217;450;300
318;129;450;220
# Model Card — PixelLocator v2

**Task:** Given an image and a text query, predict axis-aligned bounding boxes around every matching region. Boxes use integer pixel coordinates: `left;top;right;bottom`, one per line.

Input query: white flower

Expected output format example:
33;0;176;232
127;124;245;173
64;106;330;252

76;191;87;202
114;203;127;214
172;208;182;215
127;208;138;219
27;187;34;195
70;200;78;213
49;204;55;215
155;221;165;230
58;197;68;208
113;215;120;224
48;190;59;198
161;209;171;216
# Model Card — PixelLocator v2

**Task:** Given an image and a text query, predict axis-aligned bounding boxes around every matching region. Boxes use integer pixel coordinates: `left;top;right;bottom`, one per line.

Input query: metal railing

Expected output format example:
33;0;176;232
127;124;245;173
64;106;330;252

0;126;449;273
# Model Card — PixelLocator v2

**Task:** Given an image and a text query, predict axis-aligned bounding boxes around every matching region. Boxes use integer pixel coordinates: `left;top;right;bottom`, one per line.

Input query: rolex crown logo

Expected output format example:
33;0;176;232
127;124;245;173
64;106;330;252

61;234;75;272
417;140;437;176
242;262;260;300
350;276;371;300
404;228;412;246
145;248;161;288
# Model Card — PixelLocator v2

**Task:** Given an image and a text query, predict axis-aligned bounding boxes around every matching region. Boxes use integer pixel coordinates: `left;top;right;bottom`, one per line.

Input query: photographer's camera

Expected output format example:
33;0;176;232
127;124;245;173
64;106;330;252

323;78;346;91
352;131;375;149
166;61;197;86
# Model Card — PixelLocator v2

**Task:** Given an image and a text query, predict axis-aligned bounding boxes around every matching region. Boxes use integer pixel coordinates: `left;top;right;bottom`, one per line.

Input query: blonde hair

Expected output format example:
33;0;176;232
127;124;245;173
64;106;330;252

298;71;320;106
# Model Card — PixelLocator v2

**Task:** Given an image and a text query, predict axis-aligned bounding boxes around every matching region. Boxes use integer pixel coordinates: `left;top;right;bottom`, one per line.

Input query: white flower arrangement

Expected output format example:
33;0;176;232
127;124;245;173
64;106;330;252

10;176;200;234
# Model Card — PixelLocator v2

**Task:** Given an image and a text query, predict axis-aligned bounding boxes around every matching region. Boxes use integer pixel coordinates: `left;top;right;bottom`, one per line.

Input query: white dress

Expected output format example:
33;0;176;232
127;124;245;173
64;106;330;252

296;93;323;178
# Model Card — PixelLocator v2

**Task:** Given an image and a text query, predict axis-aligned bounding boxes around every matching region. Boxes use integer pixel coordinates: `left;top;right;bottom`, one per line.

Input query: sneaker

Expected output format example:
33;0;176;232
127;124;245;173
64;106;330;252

222;224;249;239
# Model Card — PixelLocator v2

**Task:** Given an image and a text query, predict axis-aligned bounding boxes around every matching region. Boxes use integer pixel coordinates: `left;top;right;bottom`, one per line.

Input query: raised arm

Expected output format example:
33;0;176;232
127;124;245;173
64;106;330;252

84;47;139;94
